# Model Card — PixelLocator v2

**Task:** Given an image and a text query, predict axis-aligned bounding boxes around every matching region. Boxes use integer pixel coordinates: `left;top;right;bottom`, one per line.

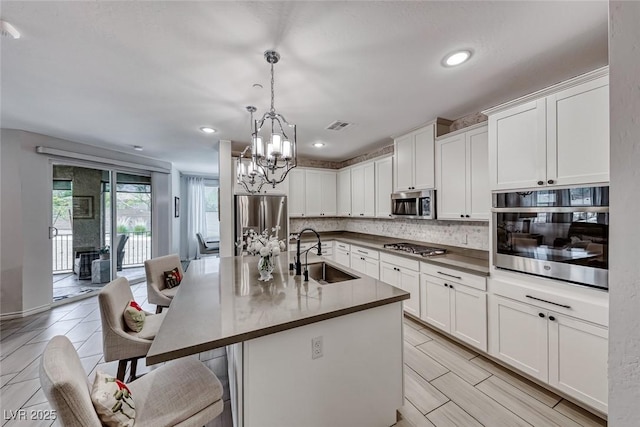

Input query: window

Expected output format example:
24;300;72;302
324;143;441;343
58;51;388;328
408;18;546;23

204;183;219;239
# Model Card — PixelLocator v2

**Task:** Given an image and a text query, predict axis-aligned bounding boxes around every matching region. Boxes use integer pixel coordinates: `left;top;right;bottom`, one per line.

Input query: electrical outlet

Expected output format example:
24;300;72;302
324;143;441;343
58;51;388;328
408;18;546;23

311;336;323;359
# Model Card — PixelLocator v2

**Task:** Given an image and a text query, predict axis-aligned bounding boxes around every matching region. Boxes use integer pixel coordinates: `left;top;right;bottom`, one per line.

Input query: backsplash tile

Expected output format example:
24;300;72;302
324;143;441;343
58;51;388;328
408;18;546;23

290;217;489;251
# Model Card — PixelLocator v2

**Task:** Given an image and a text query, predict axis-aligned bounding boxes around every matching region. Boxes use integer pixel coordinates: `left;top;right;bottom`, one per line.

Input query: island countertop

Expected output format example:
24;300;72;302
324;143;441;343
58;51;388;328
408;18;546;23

146;253;409;365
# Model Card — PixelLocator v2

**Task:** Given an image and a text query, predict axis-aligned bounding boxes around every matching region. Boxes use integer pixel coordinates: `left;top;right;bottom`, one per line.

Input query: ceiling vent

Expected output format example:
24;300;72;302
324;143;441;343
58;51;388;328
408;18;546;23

325;120;353;131
0;21;20;39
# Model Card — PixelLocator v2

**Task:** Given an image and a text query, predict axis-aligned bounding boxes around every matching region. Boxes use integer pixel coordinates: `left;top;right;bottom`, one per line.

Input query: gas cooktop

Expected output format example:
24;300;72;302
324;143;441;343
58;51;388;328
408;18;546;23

383;242;446;257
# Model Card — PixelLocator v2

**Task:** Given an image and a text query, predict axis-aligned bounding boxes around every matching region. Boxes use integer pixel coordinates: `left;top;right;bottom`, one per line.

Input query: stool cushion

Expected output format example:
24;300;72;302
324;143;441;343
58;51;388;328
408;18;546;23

160;286;179;299
127;358;223;427
130;311;166;341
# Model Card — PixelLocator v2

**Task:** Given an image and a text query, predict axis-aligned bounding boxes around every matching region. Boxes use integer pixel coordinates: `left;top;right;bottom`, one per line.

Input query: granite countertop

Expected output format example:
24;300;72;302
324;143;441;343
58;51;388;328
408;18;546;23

146;253;408;365
291;231;490;276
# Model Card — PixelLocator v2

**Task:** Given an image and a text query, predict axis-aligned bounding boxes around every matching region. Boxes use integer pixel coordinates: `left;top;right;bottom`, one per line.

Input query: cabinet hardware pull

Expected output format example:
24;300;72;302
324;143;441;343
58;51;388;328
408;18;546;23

549;316;556;321
465;215;470;218
460;214;464;218
357;250;368;254
538;313;545;318
537;180;544;185
450;284;454;289
526;295;571;309
444;283;449;287
547;179;555;184
437;271;462;280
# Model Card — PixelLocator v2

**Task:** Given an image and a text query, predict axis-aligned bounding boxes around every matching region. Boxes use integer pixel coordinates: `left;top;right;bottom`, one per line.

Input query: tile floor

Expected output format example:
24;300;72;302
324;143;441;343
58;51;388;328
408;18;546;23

1;288;607;427
52;266;146;301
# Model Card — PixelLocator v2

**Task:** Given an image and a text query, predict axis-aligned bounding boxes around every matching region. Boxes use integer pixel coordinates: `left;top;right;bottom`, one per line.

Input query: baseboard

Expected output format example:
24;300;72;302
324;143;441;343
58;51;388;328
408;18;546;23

0;303;51;320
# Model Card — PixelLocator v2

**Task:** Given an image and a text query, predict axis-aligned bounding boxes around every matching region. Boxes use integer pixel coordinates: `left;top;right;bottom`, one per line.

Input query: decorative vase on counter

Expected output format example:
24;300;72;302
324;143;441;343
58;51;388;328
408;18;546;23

258;255;275;281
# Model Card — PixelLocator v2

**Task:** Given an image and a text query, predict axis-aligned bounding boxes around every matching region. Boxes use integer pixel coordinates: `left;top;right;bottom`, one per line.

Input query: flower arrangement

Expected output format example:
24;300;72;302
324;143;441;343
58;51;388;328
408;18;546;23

99;245;110;255
242;227;286;281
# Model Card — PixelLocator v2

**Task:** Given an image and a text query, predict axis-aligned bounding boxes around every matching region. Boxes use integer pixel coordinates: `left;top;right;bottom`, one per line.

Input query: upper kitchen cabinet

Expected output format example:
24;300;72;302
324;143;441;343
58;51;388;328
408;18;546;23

394;119;451;192
486;68;609;191
375;156;393;218
435;124;489;220
288;168;306;216
351;162;375;217
337;168;351;217
304;169;337;217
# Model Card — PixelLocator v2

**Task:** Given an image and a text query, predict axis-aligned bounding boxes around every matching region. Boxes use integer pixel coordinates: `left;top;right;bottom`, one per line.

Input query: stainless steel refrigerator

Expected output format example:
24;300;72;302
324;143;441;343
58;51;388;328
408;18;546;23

234;195;288;256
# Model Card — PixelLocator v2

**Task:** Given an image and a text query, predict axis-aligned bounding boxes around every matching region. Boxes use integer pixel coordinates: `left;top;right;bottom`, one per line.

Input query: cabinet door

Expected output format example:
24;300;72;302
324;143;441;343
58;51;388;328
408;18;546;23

288;168;306;216
351;165;365;216
399;268;420;317
363;162;376;216
394;135;414;191
489;295;549;381
450;283;487;351
350;253;366;276
334;248;350;267
546;76;609;187
489;99;546;190
413;125;435;190
420;276;450;332
466;127;490;220
304;170;323;216
364;258;380;280
436;133;467;220
379;262;399;287
320;171;337;216
375;157;393;218
548;314;608;413
337;168;351;217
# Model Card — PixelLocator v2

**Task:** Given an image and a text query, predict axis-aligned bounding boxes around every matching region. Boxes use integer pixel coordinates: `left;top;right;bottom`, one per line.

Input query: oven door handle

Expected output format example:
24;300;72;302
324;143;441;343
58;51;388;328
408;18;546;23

525;295;571;309
492;206;608;213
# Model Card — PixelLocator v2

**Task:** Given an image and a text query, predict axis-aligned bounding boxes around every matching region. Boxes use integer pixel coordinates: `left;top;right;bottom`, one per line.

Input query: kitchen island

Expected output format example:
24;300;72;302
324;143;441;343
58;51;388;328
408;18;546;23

147;253;408;427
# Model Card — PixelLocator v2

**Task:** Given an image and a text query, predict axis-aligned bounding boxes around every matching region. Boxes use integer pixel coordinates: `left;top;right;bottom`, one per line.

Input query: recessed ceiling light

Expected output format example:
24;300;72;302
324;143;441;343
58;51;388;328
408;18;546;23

443;50;472;67
312;142;325;148
133;145;143;151
200;127;216;134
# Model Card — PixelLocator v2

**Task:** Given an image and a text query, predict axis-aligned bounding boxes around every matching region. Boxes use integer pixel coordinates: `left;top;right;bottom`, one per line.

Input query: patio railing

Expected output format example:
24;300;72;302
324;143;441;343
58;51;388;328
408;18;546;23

52;231;152;273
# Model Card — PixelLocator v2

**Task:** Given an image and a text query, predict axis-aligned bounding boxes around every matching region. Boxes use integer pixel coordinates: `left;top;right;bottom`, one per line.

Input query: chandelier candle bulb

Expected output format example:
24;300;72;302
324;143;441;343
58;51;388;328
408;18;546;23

254;136;264;157
282;140;292;159
271;133;282;156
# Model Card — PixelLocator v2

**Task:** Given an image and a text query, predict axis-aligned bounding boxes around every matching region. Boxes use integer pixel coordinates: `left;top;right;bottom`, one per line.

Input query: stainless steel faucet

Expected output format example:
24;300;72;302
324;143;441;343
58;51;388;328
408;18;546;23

295;228;322;278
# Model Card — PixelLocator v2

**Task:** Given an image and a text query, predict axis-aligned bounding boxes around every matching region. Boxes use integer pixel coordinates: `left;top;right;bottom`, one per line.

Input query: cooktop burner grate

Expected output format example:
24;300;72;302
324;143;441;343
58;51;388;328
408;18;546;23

383;242;446;257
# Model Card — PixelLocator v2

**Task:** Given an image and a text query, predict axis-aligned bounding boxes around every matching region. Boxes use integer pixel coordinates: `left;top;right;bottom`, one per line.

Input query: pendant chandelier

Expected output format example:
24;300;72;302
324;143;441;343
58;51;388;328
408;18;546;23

237;50;297;194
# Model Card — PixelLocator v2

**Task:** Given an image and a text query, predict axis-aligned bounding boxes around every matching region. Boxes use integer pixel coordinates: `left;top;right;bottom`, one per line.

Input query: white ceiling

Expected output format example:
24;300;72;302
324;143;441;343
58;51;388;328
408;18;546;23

1;1;608;175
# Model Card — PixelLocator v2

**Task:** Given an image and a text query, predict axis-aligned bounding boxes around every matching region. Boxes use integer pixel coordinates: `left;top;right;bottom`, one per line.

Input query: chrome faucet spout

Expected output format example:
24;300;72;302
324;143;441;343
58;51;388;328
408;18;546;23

295;228;322;276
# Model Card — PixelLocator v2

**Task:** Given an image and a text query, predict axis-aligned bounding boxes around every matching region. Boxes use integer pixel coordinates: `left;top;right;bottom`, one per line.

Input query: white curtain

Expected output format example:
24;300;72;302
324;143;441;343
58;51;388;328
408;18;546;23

186;176;207;259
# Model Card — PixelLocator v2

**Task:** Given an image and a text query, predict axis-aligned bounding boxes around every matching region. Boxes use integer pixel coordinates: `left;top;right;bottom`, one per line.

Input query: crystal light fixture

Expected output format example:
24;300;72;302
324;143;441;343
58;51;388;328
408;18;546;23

237;50;297;194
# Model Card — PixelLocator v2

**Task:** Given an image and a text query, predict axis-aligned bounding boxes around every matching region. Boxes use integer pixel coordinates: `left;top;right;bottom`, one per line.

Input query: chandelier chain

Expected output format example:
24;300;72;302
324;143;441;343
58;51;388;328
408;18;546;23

270;62;275;113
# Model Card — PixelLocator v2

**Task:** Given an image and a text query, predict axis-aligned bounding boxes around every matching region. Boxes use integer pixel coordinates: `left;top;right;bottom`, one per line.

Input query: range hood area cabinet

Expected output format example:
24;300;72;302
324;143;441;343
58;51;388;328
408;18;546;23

485;67;609;191
435;124;490;221
393;119;452;192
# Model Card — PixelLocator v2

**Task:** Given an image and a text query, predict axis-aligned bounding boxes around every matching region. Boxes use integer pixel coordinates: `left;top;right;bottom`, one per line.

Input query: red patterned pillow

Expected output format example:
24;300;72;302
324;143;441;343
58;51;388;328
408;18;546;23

123;300;145;333
163;267;182;289
91;371;136;426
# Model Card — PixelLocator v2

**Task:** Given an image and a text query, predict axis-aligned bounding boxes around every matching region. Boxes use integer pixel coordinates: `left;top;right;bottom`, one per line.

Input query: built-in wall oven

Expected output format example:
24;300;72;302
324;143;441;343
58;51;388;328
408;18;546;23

493;186;609;290
391;189;435;219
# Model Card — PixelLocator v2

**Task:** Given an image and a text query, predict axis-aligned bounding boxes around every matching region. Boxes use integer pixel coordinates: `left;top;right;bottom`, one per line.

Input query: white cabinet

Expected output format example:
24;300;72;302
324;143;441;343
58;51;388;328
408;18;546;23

379;253;420;317
420;274;487;351
305;169;336;217
489;291;608;413
487;70;609;191
349;245;379;280
337;168;351;217
375;157;393;218
334;242;350;267
394;123;436;191
288;168;306;216
351;162;375;217
436;125;489;220
289;168;336;217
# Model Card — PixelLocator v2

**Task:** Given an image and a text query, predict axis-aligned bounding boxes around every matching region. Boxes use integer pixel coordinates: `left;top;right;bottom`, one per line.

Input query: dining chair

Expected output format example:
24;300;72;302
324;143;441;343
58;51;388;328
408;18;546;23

144;253;184;313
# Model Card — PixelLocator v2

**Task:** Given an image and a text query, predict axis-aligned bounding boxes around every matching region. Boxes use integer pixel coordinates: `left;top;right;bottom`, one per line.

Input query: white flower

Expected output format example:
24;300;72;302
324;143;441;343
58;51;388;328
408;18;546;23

272;247;280;256
279;241;286;251
260;247;270;257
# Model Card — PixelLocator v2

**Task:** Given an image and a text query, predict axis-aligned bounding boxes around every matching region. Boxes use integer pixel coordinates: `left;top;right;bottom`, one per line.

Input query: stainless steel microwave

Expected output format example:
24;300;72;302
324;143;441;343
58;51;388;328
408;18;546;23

391;190;436;220
493;186;609;290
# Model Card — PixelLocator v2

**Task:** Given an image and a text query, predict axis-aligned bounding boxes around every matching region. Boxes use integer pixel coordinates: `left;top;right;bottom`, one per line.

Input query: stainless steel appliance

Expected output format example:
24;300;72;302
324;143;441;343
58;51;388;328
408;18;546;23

234;195;288;256
493;186;609;290
391;190;436;219
383;242;446;257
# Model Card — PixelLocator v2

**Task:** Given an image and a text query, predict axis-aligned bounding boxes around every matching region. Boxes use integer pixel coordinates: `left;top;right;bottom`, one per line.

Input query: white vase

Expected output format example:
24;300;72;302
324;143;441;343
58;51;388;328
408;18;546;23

258;255;275;281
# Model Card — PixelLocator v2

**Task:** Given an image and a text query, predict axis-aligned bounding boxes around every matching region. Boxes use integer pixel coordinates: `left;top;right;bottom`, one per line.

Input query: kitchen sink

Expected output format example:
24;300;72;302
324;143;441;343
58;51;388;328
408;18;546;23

306;262;359;285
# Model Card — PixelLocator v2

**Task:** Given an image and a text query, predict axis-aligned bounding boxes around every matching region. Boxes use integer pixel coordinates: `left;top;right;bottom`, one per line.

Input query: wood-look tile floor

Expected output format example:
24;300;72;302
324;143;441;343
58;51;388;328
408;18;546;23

397;316;607;427
1;289;607;427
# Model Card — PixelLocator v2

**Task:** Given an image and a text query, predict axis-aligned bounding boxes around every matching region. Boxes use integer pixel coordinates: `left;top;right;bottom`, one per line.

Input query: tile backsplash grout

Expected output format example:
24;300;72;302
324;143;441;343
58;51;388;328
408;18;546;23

290;217;489;251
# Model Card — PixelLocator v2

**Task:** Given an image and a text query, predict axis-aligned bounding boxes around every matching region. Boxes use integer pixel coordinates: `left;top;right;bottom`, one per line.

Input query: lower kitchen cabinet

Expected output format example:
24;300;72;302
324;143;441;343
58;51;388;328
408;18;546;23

421;274;487;351
379;254;420;317
334;242;350;267
489;294;608;413
349;245;379;280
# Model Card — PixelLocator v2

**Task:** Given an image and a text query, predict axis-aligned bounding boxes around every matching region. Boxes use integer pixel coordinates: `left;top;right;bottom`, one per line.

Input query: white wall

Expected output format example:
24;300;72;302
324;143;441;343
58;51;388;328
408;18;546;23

0;130;173;317
608;1;640;424
219;140;234;257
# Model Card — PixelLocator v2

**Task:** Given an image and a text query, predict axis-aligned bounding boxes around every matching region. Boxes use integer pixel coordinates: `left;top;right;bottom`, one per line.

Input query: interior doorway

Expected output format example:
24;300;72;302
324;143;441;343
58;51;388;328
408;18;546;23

51;165;152;303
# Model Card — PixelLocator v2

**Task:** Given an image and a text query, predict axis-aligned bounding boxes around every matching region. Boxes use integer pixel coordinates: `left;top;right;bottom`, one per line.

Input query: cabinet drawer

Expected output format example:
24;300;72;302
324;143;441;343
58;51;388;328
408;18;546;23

420;262;486;291
489;278;608;326
380;252;420;271
351;244;379;260
335;242;350;251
